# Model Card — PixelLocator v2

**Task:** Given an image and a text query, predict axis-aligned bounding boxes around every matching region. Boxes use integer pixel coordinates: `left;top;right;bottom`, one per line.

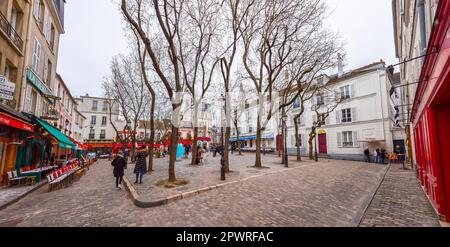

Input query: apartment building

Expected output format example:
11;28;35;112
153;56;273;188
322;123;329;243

392;0;450;222
20;0;65;119
0;0;31;110
75;94;125;152
53;73;75;136
71;107;86;144
231;60;399;161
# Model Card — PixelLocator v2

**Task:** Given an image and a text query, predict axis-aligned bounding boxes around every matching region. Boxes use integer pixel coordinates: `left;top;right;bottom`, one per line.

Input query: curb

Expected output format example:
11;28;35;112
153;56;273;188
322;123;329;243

355;164;391;227
123;164;307;208
0;181;48;211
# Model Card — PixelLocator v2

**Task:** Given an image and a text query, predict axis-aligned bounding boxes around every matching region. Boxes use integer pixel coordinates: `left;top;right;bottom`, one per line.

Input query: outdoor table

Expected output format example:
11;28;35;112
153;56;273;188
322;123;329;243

20;166;58;182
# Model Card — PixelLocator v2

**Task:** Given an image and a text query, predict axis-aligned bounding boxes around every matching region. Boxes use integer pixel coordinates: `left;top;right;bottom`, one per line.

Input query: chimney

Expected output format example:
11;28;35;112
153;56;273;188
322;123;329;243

337;53;344;77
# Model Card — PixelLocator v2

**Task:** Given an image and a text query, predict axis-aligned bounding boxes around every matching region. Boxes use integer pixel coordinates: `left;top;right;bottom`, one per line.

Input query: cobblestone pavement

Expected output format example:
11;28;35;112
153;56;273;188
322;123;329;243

0;155;438;227
359;163;441;227
0;182;45;209
125;153;304;201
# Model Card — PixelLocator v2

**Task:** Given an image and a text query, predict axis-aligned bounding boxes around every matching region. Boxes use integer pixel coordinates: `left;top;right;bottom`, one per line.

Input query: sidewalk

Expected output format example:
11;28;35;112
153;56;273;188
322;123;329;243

124;153;306;207
0;181;47;210
359;163;441;227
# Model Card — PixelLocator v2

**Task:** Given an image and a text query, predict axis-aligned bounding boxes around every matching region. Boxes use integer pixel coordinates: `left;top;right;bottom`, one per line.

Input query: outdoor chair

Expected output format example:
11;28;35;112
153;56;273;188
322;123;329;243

7;171;27;186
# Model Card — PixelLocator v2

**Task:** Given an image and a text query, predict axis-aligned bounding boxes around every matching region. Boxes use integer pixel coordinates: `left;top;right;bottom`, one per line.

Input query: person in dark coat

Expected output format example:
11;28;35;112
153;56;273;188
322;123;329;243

111;152;127;189
364;148;370;163
133;147;148;184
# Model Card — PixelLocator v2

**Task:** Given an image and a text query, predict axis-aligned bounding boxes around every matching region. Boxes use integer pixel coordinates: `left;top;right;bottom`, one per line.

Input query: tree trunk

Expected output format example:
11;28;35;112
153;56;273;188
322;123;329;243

308;129;315;160
254;120;262;168
131;134;136;163
168;126;178;182
295;121;301;161
148;99;155;173
237;132;242;156
191;127;199;166
224;127;231;173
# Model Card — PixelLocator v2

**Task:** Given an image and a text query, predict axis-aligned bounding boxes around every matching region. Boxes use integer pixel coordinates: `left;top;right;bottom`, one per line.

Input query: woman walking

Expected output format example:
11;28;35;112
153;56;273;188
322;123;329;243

134;147;148;184
111;152;127;189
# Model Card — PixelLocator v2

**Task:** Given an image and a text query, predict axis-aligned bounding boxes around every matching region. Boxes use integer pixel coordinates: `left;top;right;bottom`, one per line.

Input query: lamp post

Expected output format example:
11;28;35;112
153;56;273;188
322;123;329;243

282;111;288;168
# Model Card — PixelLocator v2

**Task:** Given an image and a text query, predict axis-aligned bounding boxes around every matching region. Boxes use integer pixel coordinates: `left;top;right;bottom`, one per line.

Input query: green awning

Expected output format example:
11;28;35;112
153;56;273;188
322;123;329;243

33;116;76;150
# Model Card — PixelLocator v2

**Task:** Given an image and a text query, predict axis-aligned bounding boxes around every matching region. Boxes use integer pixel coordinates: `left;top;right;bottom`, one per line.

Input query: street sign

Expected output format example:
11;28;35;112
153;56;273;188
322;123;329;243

0;75;15;101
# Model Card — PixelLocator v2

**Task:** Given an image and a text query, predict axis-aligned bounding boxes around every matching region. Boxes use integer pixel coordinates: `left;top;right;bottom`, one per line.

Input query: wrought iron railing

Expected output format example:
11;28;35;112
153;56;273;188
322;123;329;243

0;11;24;51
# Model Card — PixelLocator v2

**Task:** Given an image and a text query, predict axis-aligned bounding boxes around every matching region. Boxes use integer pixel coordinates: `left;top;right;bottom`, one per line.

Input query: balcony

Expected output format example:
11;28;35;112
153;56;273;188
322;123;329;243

0;11;23;52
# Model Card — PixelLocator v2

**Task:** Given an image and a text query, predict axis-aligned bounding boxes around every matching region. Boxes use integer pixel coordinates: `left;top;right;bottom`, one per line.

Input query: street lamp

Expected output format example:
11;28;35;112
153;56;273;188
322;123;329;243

281;112;288;167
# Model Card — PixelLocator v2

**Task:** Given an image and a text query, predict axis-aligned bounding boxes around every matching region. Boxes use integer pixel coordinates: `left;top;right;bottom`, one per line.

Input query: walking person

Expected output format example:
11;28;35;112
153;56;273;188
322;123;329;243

364;147;371;163
133;147;148;184
111;152;127;189
375;148;381;163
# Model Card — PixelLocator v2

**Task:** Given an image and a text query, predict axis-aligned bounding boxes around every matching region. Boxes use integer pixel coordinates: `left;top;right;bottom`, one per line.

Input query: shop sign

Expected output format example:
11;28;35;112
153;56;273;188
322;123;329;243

0;75;15;101
0;112;34;132
318;130;327;135
26;68;52;96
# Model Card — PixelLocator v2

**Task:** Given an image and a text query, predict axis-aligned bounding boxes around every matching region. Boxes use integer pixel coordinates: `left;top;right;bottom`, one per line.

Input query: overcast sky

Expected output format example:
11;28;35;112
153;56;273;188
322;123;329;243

57;0;398;98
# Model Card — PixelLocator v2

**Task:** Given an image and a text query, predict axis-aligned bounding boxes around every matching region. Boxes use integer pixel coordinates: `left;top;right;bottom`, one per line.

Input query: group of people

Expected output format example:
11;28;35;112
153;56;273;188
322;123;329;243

364;145;404;164
111;146;149;190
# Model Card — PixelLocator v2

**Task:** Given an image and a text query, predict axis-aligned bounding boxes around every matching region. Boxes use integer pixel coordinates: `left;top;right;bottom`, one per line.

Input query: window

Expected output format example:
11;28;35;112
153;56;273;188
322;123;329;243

33;0;41;21
31;90;38;114
291;134;302;147
100;130;106;139
340;85;351;99
202;103;210;112
102;101;108;111
91;116;97;125
32;38;41;73
341;109;352;123
295;115;305;126
101;116;107;126
317;78;324;86
294;97;301;108
317;115;326;126
89;129;95;139
50;24;56;51
316;95;324;106
92;100;98;111
342;131;353;148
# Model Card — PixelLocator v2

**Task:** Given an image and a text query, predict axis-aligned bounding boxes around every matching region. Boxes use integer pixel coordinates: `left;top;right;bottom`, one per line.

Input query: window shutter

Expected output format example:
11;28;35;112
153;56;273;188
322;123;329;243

300;115;305;126
353;131;360;148
335;110;341;124
337;132;343;148
351;108;357;122
291;135;295;146
25;86;32;113
43;54;48;82
312;115;317;125
351;84;356;98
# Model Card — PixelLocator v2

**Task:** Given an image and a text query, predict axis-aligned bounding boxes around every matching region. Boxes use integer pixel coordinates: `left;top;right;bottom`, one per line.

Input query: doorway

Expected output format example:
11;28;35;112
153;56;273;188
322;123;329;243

318;134;328;154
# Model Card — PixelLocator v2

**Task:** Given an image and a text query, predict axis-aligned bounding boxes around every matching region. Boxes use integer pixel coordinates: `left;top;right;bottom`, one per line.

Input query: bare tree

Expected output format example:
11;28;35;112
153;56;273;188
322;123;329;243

103;55;147;162
177;0;222;167
239;0;332;168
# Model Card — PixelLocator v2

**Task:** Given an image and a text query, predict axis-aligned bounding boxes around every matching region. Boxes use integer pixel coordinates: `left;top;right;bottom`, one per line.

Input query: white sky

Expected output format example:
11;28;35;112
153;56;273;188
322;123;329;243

57;0;398;98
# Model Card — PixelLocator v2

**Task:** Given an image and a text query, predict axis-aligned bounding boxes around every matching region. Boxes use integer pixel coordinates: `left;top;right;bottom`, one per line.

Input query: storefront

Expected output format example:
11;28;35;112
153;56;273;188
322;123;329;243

24;114;77;166
0;105;34;185
411;0;450;222
84;142;113;154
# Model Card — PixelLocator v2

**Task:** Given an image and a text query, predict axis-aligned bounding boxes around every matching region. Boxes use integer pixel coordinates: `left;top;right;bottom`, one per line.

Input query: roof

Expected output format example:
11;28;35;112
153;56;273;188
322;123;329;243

326;61;386;86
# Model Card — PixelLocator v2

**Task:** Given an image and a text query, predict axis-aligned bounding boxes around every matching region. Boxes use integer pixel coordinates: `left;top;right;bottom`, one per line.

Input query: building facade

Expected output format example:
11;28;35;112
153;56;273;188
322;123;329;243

71;107;85;144
0;0;31;110
75;94;125;153
20;0;65;120
53;73;75;136
393;0;450;222
231;61;399;161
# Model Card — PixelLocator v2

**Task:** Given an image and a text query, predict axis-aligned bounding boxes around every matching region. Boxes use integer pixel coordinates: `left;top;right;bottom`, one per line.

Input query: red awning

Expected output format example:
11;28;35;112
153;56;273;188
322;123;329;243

0;112;34;132
198;137;212;142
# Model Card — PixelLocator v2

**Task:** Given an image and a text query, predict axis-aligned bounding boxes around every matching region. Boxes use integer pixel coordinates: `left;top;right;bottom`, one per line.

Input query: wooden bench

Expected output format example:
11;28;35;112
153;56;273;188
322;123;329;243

7;171;28;186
